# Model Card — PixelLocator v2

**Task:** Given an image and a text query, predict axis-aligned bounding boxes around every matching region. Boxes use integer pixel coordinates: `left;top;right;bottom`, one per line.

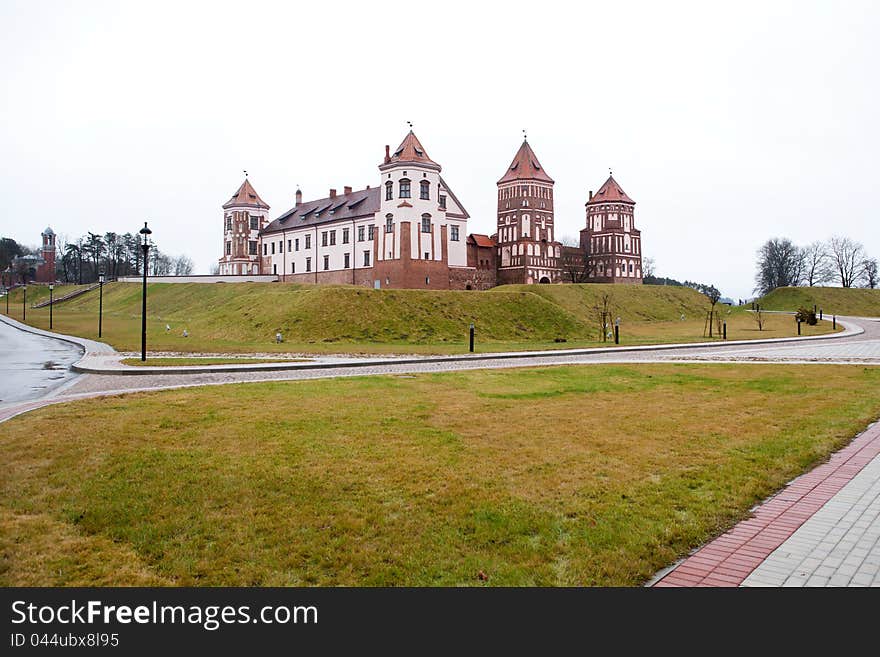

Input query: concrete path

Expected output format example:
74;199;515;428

3;311;880;587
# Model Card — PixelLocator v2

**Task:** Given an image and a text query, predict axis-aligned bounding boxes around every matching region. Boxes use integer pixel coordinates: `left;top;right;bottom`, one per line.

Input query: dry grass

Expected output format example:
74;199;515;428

2;363;879;586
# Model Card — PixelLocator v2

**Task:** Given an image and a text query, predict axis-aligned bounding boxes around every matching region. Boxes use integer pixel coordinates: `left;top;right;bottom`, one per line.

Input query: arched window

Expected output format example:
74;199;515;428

385;181;393;201
421;214;431;233
420;180;430;200
399;178;411;199
385;214;394;233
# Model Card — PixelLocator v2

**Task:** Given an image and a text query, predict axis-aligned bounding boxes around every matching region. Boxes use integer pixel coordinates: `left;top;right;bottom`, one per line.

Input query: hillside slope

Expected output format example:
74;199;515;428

493;283;712;323
757;287;880;317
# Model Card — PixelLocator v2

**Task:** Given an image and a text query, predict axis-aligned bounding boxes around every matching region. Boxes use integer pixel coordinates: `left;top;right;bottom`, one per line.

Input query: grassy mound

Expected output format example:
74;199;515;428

494;283;710;323
757;287;880;317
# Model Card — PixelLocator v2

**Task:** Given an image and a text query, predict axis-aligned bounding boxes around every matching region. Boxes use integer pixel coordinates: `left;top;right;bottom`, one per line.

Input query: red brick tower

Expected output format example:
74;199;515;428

218;177;270;276
496;139;562;284
36;226;56;283
580;174;642;283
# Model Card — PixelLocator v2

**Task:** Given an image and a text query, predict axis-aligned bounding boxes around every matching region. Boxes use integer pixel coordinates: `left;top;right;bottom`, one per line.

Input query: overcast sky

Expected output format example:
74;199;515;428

1;0;877;299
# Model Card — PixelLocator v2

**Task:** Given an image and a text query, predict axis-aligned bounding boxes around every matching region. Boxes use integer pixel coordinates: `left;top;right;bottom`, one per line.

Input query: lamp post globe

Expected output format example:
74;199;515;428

138;222;152;362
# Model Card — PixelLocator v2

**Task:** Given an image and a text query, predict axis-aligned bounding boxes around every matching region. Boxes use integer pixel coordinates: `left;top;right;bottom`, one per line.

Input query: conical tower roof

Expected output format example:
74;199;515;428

381;130;441;170
223;177;270;210
498;140;553;184
587;175;635;205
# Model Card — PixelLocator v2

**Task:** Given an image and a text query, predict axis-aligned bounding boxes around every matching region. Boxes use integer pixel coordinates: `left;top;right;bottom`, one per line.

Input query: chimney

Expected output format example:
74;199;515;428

589;191;593;200
295;188;302;206
384;145;391;164
344;186;352;195
329;188;337;198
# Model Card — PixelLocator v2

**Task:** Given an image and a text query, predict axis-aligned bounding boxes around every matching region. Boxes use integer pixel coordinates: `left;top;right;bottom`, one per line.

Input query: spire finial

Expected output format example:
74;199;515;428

523;128;527;141
407;120;413;131
244;169;248;178
609;167;613;178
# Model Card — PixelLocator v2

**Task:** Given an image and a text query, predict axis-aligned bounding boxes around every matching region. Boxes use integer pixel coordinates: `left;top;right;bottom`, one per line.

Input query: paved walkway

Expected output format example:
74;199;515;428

3;312;880;586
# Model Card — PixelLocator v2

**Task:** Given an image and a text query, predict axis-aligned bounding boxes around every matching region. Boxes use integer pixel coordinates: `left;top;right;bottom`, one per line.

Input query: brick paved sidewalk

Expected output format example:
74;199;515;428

652;421;880;587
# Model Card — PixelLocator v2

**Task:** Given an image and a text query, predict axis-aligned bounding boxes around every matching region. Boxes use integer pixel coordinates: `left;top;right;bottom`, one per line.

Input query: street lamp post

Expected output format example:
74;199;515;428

22;284;26;322
139;222;152;362
98;272;105;338
49;284;54;329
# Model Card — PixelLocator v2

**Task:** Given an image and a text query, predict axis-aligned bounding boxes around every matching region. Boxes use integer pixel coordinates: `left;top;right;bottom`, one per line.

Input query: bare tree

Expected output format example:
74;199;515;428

592;292;614;342
753;307;766;331
863;258;878;289
559;235;591;283
754;238;804;295
829;236;865;288
642;257;656;279
802;241;833;287
173;255;194;276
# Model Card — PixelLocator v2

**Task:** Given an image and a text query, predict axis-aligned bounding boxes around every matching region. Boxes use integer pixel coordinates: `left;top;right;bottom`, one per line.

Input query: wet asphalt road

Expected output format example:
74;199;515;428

0;319;82;404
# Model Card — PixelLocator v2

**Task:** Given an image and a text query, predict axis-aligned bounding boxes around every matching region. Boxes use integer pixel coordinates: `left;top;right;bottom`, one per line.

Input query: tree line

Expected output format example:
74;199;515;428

755;236;877;296
1;232;194;284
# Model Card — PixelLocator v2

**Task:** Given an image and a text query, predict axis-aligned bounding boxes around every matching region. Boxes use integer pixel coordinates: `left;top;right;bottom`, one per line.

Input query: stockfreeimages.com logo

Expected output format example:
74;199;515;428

11;600;317;632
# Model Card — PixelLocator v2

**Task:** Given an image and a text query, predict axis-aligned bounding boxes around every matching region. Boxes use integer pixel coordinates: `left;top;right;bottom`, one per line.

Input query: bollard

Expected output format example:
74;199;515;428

819;308;823;321
797;319;801;336
833;316;836;330
614;317;620;345
469;322;475;353
723;321;727;340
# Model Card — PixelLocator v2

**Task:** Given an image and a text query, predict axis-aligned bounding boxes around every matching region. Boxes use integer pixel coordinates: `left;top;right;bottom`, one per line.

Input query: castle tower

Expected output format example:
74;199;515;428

218;177;269;276
371;130;469;288
37;226;56;282
580;174;642;283
496;139;562;284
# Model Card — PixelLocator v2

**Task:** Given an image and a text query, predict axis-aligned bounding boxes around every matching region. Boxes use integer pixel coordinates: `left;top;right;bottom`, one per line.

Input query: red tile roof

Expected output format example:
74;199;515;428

468;233;496;248
498;140;553;184
382;131;440;170
587;175;635;205
223;178;270;210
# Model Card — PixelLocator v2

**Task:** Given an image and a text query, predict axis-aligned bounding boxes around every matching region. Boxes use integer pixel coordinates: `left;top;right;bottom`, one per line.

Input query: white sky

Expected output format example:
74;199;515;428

1;0;877;299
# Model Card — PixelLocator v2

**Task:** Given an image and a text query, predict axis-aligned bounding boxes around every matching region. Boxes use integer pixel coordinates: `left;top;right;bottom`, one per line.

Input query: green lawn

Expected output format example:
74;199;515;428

2;363;879;586
757;286;880;317
1;282;838;355
121;357;311;367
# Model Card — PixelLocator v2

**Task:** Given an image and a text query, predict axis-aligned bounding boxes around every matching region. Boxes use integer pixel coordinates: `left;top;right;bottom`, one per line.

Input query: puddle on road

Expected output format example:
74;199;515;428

42;361;67;370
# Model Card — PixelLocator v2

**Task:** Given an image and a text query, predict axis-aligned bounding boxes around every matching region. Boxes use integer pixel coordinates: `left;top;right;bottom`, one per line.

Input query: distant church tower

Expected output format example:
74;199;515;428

580;174;642;283
496;139;562;284
37;226;56;283
218;177;269;276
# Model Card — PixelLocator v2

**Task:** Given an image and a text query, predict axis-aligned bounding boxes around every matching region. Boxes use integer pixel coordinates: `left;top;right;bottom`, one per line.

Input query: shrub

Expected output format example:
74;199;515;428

795;307;818;325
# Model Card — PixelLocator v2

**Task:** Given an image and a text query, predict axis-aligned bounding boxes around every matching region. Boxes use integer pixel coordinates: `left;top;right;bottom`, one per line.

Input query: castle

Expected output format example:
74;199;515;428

218;131;643;288
2;227;57;286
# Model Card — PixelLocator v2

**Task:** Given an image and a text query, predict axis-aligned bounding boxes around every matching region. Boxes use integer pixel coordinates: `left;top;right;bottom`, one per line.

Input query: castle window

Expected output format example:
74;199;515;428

358;226;365;241
368;225;376;240
287;239;292;252
321;232;328;247
263;244;267;256
342;228;350;244
271;242;275;255
291;262;295;273
225;241;231;255
323;255;329;270
385;181;393;200
306;257;311;272
249;240;257;255
420;180;430;200
399;179;411;199
329;230;336;246
363;250;371;266
344;253;350;269
439;195;446;209
424;252;430;260
249;215;259;230
305;234;311;249
450;225;460;241
225;217;232;232
385;215;394;233
295;238;300;251
421;215;431;233
273;264;277;275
